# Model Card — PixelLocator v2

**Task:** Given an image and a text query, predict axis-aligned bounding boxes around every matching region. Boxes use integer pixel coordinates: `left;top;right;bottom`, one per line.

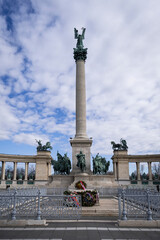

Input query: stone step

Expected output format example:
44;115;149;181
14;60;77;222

81;198;119;217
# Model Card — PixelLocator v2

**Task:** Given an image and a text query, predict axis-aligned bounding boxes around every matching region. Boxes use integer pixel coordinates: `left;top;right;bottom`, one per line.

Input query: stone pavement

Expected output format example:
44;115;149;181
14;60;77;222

0;219;160;240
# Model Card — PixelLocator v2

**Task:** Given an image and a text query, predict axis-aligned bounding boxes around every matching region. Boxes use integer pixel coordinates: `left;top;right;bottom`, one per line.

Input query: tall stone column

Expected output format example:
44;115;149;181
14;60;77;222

2;161;5;180
75;60;87;138
13;162;17;180
70;28;92;174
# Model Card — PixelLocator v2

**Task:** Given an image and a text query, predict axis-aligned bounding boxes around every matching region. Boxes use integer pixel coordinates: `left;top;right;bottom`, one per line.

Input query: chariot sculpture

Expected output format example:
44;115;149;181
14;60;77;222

36;140;52;151
111;138;128;151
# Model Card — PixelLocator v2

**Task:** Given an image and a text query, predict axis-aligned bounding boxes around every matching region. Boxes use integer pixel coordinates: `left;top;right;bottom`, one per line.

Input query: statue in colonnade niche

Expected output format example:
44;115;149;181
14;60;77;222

92;153;110;175
51;152;71;175
76;151;86;172
111;138;128;151
36;139;52;151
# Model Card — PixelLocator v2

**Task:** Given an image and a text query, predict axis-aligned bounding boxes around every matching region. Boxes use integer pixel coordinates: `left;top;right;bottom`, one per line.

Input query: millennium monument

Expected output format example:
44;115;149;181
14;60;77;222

0;28;160;190
70;28;92;174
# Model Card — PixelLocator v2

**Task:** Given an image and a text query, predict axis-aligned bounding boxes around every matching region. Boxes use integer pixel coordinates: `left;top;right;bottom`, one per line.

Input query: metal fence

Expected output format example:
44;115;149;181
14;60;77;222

118;188;160;220
0;189;82;220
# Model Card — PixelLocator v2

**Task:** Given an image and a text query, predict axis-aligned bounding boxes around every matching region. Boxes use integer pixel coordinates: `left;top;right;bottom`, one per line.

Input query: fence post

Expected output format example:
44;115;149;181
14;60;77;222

147;189;152;221
37;189;41;220
11;190;17;220
118;193;121;219
122;189;127;220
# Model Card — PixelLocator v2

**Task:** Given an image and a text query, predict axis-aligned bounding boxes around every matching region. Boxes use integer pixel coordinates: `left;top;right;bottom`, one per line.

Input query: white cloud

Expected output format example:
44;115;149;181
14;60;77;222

0;0;160;157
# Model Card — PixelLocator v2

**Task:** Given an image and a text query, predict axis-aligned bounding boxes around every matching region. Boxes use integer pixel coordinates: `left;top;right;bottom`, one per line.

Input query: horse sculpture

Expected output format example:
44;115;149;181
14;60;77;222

36;140;52;151
93;153;110;175
51;152;71;175
111;138;128;151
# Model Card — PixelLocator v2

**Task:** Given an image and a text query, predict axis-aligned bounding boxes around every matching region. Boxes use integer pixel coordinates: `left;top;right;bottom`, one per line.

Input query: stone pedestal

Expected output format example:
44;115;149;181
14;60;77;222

112;150;130;185
70;138;92;174
35;151;52;181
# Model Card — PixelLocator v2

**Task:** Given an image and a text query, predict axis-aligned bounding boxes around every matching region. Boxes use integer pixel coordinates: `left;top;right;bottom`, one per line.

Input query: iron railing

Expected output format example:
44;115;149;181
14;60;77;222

118;188;160;220
0;189;82;220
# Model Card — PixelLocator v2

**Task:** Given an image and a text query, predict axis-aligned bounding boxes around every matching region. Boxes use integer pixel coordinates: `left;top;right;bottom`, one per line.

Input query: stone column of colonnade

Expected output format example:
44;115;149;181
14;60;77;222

13;162;17;180
136;162;141;182
1;161;29;182
1;161;5;180
25;162;29;180
148;162;152;181
70;28;92;174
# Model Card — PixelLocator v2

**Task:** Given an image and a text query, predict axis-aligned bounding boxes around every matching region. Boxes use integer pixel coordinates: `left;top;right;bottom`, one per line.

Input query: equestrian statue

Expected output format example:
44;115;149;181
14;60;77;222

51;152;71;175
93;153;110;175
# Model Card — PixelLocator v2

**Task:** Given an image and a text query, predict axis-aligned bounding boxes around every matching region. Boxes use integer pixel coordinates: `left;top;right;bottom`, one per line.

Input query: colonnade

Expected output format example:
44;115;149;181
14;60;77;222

0;151;52;187
112;150;160;185
136;162;152;181
0;161;29;181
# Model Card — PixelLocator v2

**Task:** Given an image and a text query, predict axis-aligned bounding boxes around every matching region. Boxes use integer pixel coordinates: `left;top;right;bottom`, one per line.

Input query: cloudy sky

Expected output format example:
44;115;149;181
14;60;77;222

0;0;160;165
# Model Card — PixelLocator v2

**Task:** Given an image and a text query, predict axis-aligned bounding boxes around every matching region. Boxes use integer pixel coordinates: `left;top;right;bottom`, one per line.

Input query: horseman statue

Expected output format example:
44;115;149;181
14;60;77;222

111;138;128;151
76;151;86;172
36;140;52;151
93;153;110;175
51;152;71;175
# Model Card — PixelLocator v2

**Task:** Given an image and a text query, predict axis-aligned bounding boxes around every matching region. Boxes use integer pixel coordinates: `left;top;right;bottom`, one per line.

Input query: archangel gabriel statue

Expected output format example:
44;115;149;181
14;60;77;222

73;27;87;61
74;27;86;50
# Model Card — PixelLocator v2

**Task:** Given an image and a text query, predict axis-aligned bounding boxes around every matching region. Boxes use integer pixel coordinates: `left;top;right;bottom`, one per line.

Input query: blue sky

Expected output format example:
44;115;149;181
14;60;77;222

0;0;160;170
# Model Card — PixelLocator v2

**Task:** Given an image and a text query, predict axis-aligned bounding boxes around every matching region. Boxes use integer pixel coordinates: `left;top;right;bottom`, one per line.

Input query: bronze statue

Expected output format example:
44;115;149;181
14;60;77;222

74;27;86;49
111;138;128;151
74;27;88;61
51;152;71;175
36;140;52;151
76;151;86;172
92;153;110;174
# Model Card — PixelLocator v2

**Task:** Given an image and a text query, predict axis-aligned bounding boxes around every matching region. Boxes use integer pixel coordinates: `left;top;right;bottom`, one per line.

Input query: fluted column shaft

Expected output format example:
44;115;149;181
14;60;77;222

75;60;87;138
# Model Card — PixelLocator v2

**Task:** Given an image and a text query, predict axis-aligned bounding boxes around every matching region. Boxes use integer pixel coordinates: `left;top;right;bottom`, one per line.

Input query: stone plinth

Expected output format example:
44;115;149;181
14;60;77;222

35;151;52;181
69;174;118;191
70;138;92;174
112;150;129;184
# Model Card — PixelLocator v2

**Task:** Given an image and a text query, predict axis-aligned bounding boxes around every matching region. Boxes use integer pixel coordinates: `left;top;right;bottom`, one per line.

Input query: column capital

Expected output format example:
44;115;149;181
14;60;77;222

73;48;87;62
